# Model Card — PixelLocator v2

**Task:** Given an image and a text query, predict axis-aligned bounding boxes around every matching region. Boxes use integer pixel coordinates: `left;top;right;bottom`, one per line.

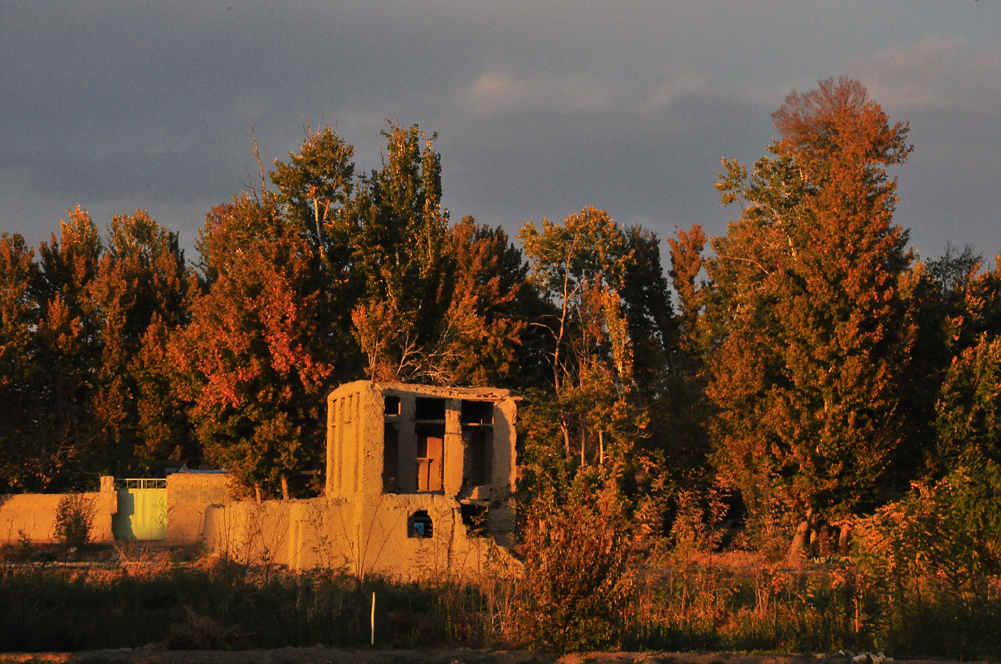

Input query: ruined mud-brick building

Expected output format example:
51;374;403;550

202;381;519;577
1;380;519;578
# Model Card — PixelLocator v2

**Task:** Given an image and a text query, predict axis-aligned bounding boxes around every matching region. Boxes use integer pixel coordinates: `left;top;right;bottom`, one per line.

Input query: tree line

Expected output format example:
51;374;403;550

3;79;1001;560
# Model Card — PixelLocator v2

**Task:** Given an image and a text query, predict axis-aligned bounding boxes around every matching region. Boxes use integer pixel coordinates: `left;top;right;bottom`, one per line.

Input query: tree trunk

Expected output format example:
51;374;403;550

837;521;853;554
787;507;814;562
254;483;263;504
561;420;571;461
281;475;290;501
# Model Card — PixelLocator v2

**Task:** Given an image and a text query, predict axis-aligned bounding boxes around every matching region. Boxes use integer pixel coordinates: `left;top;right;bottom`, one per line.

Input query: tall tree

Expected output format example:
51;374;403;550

269;123;355;259
171;196;332;499
519;207;643;467
27;207;104;490
91;210;193;474
657;224;714;487
0;233;41;491
429;216;532;387
703;79;915;555
349;123;453;381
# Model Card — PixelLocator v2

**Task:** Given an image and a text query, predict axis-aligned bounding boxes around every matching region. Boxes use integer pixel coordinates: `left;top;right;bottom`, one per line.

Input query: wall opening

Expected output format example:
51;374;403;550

410;510;433;538
416;424;444;492
382;423;399;492
415;397;446;421
384;395;401;416
460;503;487;536
461;400;493;489
463;428;492;487
461;400;493;425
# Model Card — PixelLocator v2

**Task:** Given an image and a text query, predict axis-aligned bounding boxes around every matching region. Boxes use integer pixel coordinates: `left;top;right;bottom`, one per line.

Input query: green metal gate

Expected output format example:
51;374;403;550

113;479;168;540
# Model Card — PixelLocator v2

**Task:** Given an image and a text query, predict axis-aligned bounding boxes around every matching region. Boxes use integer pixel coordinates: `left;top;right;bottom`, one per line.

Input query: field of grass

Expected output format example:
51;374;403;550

2;544;999;657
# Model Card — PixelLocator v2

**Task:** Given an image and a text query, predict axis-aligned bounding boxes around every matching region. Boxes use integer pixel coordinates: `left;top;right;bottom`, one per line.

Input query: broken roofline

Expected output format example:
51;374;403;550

324;380;517;503
329;379;513;400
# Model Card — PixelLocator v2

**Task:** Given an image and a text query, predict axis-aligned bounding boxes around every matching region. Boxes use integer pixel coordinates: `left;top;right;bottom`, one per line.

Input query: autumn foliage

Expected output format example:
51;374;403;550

3;82;1001;605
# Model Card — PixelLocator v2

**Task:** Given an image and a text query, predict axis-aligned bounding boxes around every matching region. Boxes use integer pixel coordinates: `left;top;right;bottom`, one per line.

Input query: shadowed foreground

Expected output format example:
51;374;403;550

0;649;975;664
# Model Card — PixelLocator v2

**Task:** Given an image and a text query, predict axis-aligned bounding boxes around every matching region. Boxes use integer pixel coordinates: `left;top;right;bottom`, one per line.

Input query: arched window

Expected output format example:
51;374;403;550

410;510;433;538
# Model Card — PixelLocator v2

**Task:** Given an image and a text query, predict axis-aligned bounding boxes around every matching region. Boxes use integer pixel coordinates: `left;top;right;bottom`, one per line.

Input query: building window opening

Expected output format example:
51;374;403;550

415;397;446;421
460;503;487;536
383;423;399;492
411;510;433;538
461;400;493;425
384;395;401;416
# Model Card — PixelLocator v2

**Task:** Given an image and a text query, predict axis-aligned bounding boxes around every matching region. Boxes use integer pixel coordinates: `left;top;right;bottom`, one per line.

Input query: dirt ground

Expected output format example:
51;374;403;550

0;649;968;664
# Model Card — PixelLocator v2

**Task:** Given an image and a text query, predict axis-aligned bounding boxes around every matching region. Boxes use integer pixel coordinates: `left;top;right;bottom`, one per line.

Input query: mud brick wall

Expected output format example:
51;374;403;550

166;472;234;545
0;482;116;545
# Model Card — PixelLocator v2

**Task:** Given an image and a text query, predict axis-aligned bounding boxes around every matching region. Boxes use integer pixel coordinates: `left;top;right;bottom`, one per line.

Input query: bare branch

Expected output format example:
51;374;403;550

249;122;267;198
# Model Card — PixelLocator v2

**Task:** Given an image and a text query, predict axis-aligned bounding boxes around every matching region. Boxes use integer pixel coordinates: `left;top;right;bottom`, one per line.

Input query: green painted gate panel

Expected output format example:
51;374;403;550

113;479;168;540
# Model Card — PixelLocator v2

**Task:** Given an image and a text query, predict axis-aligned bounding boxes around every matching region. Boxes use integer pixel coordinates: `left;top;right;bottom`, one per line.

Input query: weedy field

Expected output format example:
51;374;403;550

1;542;998;658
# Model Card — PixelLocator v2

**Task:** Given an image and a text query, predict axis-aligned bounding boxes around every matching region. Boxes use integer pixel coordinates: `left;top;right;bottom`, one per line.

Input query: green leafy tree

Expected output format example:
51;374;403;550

0;233;41;491
429;216;533;386
269;123;355;258
936;334;1001;467
24;208;104;490
269;125;362;379
619;226;676;390
702;78;915;556
171;196;332;499
91;210;194;474
348;123;452;381
661;224;714;482
519;207;639;466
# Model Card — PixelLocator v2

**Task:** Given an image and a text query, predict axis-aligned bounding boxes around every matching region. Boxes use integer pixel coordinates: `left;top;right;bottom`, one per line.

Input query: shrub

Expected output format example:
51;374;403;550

511;474;633;652
163;607;242;650
851;453;1001;658
54;494;95;548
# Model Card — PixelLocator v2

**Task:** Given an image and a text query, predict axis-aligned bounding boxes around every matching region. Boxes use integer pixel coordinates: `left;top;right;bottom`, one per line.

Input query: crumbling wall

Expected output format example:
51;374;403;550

349;493;511;579
0;481;117;545
201;493;518;579
165;472;235;544
203;498;357;571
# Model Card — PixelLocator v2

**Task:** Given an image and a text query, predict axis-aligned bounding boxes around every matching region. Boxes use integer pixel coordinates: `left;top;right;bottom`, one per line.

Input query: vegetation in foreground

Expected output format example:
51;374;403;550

1;539;999;658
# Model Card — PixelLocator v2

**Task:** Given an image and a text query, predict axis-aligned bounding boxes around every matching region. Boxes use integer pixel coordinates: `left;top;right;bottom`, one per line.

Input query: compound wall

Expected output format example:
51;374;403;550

0;479;117;545
165;472;234;544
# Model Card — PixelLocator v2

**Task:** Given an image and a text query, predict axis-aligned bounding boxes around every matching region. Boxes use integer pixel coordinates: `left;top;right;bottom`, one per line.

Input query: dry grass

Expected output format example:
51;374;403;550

1;543;999;656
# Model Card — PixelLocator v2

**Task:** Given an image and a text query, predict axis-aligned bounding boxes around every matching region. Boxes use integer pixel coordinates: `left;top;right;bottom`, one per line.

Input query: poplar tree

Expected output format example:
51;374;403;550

349;123;453;381
702;79;914;555
91;211;193;473
0;233;41;491
519;207;649;468
7;208;105;490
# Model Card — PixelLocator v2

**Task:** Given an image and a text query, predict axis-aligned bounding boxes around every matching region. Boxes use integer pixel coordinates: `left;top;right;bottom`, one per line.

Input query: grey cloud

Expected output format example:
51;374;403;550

846;38;1001;258
4;1;1001;261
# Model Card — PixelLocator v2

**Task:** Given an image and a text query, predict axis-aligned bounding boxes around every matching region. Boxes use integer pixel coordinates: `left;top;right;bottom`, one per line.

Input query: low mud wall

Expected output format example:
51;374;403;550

203;498;354;571
0;480;117;545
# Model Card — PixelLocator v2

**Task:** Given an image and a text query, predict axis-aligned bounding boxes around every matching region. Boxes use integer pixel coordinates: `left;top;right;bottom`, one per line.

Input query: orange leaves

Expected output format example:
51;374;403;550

701;80;916;533
168;194;333;490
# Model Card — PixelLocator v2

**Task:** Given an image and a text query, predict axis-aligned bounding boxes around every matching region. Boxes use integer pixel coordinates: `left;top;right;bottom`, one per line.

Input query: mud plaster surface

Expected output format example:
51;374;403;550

0;649;965;664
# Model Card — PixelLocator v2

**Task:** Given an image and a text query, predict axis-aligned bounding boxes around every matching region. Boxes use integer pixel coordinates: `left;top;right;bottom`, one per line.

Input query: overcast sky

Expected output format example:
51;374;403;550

3;1;1001;266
